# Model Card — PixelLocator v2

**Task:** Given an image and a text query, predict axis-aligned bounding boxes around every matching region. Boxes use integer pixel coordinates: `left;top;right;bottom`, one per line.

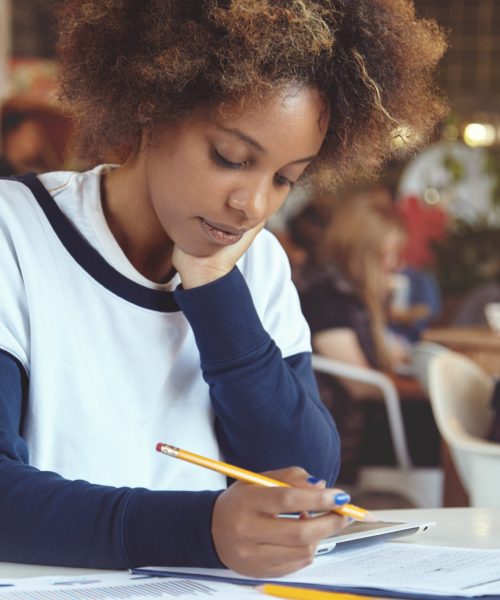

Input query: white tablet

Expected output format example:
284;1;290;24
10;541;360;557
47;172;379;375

315;519;435;556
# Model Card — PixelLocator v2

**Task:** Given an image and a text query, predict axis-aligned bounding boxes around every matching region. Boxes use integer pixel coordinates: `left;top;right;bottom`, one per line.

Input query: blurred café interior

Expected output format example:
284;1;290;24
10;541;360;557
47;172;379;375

1;1;499;510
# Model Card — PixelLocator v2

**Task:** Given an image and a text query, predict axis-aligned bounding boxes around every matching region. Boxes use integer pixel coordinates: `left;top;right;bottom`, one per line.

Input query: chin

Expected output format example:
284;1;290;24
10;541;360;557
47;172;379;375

175;241;216;258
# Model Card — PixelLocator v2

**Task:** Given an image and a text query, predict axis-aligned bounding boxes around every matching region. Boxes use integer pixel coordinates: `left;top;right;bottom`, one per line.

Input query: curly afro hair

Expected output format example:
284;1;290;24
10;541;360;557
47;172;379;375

56;0;447;187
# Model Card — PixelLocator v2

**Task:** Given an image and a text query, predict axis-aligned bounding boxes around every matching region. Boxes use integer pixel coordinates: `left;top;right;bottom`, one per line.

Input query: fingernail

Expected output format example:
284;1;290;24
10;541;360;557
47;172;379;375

306;476;326;485
333;492;350;505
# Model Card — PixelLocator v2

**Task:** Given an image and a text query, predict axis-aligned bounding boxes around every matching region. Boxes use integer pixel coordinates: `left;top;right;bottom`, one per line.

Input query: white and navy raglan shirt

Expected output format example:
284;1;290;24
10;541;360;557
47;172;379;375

0;166;339;569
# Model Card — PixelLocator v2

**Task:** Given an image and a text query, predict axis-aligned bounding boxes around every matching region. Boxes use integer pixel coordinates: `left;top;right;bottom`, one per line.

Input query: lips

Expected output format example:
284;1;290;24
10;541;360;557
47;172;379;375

199;218;246;245
202;219;246;236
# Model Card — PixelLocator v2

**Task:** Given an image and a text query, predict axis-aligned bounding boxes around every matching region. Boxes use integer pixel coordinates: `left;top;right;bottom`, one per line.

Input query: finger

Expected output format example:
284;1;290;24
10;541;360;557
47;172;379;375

236;221;267;253
305;476;327;489
248;220;267;236
244;542;317;576
261;559;315;578
250;484;351;516
246;510;347;548
275;513;348;548
261;466;326;489
233;554;314;580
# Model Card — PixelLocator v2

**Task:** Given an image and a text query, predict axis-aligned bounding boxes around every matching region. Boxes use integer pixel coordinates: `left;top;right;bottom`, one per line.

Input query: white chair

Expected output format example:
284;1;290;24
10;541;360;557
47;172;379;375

428;351;500;507
311;354;444;507
410;340;449;394
311;354;412;469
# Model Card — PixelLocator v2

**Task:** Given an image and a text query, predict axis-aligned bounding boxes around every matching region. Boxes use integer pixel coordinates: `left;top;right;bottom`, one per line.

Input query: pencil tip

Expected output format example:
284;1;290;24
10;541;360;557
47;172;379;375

364;511;381;523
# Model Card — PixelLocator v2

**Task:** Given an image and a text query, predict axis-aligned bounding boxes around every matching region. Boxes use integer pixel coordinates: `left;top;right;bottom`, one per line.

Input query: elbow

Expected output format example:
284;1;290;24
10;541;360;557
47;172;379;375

330;427;341;485
318;421;341;486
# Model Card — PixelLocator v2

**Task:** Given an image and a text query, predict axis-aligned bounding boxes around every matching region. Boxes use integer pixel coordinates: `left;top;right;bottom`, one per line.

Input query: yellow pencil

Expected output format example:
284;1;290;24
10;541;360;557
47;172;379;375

258;583;383;600
155;443;378;522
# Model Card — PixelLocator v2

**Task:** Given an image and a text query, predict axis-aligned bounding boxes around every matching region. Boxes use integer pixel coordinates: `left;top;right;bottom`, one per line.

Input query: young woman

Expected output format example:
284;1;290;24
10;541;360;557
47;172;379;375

301;193;409;376
298;192;411;482
0;0;446;576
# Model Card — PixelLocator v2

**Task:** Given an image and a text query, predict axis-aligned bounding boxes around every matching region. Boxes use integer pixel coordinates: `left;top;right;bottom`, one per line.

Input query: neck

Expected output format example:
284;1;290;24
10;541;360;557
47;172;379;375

101;159;174;283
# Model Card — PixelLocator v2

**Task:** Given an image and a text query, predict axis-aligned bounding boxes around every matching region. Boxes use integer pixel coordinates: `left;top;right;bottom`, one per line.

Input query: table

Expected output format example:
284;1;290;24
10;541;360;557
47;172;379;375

375;507;500;549
1;508;498;580
0;560;110;579
423;325;500;377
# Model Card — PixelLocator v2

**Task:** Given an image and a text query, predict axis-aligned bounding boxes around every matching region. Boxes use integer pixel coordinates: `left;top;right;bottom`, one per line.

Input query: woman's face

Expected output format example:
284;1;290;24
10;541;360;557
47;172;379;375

140;85;328;257
381;230;406;276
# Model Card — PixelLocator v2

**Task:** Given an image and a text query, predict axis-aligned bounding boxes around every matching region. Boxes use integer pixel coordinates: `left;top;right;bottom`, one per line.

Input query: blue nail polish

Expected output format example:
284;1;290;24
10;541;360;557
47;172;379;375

334;492;350;505
307;476;323;484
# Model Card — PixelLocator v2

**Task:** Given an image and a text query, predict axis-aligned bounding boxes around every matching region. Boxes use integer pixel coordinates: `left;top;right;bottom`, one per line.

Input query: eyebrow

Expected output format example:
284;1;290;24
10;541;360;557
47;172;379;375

215;124;318;165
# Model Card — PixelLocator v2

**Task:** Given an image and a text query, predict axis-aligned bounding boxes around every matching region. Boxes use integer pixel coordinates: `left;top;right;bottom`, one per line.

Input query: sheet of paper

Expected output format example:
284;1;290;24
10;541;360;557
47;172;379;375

0;571;261;599
292;543;500;596
139;542;500;598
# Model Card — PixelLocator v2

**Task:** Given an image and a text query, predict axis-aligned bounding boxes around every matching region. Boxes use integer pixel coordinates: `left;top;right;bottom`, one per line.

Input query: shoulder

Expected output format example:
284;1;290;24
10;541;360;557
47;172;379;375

300;267;367;334
39;165;110;209
237;228;292;293
300;266;354;307
239;227;290;274
237;228;312;356
0;165;108;213
0;169;92;256
301;284;355;323
0;177;36;206
0;177;41;234
0;166;107;236
0;168;84;216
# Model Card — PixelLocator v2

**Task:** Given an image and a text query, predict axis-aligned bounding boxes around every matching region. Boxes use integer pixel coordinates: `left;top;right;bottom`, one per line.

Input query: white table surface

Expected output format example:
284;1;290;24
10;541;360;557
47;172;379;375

1;507;499;579
375;507;500;549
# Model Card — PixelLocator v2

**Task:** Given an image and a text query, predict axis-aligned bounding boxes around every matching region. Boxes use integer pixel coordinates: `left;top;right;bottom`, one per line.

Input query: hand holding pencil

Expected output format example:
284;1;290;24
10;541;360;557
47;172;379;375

156;443;377;579
156;443;376;522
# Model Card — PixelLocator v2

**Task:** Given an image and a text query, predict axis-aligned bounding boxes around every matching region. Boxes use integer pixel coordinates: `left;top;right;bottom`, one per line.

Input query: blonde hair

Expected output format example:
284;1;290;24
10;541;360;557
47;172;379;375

317;193;407;369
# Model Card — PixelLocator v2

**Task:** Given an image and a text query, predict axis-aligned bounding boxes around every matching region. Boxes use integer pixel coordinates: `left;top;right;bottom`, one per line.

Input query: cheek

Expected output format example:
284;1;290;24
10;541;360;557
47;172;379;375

264;189;294;224
274;191;290;214
383;255;398;273
164;149;229;205
147;160;197;216
149;170;229;228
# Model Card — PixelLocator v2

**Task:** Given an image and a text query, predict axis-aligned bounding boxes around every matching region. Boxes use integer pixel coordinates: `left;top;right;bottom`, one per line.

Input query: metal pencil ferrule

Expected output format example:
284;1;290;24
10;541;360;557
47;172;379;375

159;444;179;458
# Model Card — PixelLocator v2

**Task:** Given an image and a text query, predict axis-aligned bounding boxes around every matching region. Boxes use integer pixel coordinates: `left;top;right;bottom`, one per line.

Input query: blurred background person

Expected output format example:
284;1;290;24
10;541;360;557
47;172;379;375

0;100;72;175
298;190;439;486
299;191;409;375
278;200;333;286
452;276;500;327
387;264;441;346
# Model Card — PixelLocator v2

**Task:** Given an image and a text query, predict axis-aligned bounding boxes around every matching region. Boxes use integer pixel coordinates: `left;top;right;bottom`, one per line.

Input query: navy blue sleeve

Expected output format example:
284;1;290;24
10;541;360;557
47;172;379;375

0;350;223;569
174;267;340;485
0;269;339;569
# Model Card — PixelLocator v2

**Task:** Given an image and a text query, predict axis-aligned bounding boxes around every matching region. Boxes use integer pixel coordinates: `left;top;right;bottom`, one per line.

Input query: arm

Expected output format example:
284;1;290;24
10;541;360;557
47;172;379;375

0;188;341;572
0;350;346;576
0;350;222;569
174;267;340;485
312;328;384;400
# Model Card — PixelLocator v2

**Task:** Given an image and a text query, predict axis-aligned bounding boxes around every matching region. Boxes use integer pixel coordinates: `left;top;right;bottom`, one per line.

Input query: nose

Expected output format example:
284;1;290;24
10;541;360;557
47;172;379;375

227;178;272;222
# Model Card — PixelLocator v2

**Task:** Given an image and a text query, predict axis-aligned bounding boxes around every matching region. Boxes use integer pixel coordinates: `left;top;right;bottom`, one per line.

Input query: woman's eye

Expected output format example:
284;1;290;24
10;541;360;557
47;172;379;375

213;149;245;170
274;173;294;188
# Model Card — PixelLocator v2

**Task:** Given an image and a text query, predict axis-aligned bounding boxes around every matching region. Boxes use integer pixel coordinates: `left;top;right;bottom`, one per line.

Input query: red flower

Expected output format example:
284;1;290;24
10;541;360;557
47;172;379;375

398;195;449;267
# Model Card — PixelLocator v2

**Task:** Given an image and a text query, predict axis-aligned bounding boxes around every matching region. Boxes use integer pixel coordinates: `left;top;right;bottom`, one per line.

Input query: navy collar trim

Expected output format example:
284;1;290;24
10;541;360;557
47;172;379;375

15;173;180;313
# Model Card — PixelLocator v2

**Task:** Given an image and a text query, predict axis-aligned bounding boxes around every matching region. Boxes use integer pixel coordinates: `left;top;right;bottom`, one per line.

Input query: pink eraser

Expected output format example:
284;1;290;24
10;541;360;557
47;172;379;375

156;442;164;452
